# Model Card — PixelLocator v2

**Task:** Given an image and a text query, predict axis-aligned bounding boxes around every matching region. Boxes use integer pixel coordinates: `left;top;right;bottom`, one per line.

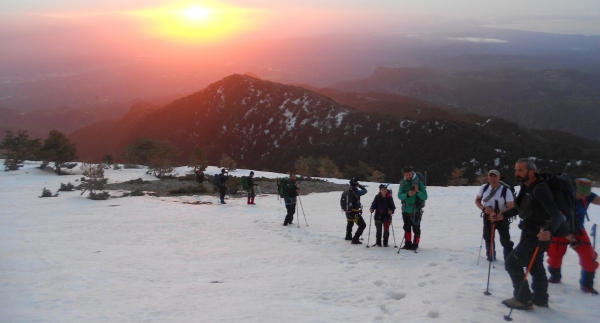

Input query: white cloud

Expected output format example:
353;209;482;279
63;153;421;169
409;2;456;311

448;37;508;43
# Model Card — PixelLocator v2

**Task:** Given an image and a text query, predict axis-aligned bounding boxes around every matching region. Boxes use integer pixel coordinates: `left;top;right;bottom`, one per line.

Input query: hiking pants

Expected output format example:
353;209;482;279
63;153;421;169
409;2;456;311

483;218;514;260
220;185;227;201
402;212;421;242
547;228;598;279
284;198;296;224
346;211;366;241
247;187;256;198
505;233;550;305
375;219;391;246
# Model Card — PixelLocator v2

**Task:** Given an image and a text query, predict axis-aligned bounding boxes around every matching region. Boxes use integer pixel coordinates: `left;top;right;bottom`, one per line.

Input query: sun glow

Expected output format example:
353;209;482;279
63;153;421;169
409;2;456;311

131;2;256;43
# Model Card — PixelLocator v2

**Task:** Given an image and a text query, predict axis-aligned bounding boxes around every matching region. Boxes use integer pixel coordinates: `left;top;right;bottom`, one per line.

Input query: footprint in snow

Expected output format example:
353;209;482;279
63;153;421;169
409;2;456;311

419;273;432;278
429;262;440;267
427;309;439;318
385;290;406;300
373;280;385;287
379;304;392;315
418;282;427;287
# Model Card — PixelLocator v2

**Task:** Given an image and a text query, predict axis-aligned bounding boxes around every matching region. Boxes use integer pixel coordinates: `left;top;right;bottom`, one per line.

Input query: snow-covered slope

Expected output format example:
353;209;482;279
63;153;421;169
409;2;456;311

1;162;599;322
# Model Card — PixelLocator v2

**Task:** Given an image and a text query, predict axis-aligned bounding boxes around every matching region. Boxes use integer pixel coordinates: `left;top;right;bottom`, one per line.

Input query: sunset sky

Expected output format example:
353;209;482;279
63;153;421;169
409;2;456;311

1;1;599;85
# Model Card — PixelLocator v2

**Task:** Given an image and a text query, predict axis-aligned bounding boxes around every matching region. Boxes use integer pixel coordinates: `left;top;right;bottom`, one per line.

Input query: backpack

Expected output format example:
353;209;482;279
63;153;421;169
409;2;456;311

213;174;221;189
241;176;249;190
277;177;290;198
414;172;426;186
537;172;576;237
340;187;359;212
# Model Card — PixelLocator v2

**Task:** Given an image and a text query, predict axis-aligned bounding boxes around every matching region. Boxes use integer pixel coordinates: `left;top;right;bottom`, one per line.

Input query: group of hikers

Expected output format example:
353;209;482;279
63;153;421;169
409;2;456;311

277;158;599;313
198;157;599;312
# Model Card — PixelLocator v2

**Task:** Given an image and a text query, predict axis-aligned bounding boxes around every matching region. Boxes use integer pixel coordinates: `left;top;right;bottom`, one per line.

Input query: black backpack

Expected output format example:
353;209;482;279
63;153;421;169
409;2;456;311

340;187;358;212
537;172;576;237
213;174;221;189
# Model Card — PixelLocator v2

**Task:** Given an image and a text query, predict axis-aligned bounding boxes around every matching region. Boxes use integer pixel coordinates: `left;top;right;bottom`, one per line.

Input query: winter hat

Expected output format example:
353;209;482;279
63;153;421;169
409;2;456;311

250;171;254;175
221;168;226;173
379;184;388;189
575;178;592;196
350;178;359;186
488;169;500;177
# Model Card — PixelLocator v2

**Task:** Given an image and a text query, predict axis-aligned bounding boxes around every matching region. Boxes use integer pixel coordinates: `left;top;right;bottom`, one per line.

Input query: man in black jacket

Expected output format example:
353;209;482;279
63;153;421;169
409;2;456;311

283;173;300;226
345;178;368;244
247;171;258;205
491;158;564;310
219;168;228;204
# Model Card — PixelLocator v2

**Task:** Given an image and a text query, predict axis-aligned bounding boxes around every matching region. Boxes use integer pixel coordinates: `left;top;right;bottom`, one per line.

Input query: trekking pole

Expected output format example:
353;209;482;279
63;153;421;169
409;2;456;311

591;224;597;250
366;211;373;248
484;222;496;296
477;235;484;265
298;195;308;226
296;196;300;228
391;220;398;248
397;236;405;254
504;245;541;321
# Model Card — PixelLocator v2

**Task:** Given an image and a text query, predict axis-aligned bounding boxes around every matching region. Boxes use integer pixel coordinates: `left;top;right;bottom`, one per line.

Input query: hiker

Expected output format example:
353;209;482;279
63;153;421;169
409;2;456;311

219;168;228;204
195;168;205;184
247;171;258;205
369;184;396;247
547;178;599;294
490;158;564;309
475;169;515;261
283;173;300;226
345;178;368;244
398;166;428;250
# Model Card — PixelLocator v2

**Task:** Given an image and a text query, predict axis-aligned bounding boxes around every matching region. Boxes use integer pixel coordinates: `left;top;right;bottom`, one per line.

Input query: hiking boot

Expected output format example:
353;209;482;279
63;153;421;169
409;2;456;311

401;242;413;250
548;277;561;284
383;244;388;247
412;243;419;250
581;286;599;294
283;222;288;226
351;240;363;244
534;302;549;308
501;297;533;310
547;266;561;283
345;233;353;241
375;242;382;247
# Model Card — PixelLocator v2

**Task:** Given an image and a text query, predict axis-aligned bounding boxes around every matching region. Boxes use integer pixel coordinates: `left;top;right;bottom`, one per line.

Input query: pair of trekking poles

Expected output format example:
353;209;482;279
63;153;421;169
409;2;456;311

365;210;398;249
477;202;550;321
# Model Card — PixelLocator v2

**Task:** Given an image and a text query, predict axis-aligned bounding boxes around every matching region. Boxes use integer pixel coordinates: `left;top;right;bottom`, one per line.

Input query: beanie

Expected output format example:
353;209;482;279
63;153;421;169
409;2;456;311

575;178;592;196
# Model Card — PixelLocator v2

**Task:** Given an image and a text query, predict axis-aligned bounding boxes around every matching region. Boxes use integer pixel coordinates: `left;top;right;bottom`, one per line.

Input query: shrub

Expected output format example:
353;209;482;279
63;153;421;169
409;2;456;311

124;164;140;169
40;187;53;198
125;178;149;184
89;191;110;200
113;164;122;170
169;185;208;195
59;182;76;191
130;190;145;196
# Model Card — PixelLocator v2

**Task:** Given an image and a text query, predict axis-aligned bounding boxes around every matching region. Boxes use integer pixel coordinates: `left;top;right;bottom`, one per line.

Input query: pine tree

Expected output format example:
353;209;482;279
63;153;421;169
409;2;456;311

0;130;41;171
189;147;208;171
39;130;77;174
219;153;237;170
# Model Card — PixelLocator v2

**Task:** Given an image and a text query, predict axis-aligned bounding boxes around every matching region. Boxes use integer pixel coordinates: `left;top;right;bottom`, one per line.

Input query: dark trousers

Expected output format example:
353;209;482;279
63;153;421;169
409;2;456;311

402;212;421;239
483;218;514;260
284;199;296;224
505;233;550;304
375;220;391;246
219;186;227;201
346;212;366;241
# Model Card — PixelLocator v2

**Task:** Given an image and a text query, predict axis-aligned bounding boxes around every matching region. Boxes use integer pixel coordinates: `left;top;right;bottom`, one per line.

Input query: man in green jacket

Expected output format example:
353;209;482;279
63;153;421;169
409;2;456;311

398;166;428;250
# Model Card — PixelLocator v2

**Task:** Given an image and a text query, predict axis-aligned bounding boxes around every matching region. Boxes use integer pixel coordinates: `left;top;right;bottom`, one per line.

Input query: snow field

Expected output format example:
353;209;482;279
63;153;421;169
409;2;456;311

1;162;599;322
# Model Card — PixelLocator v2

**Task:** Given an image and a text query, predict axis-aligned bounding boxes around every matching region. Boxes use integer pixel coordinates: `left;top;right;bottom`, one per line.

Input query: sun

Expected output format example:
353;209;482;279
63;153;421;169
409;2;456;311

184;6;212;21
130;3;255;43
